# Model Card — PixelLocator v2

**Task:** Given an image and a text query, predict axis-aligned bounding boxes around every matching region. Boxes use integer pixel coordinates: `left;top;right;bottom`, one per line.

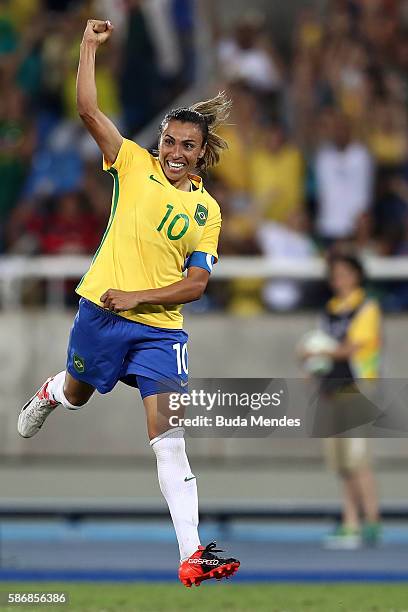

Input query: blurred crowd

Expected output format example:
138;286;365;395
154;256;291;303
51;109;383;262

209;0;408;311
209;0;408;312
1;0;408;310
0;0;194;255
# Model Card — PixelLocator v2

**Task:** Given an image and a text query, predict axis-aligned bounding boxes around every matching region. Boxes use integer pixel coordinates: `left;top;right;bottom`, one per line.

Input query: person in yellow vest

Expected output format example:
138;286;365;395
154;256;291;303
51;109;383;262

17;19;240;587
318;254;382;549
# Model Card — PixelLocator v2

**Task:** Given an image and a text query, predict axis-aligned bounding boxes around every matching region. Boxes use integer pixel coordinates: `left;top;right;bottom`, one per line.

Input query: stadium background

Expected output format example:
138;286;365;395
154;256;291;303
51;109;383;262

1;0;408;608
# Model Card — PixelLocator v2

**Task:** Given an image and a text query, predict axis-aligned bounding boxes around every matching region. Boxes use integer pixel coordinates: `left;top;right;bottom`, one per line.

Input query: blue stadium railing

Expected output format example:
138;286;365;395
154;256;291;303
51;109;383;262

0;504;407;521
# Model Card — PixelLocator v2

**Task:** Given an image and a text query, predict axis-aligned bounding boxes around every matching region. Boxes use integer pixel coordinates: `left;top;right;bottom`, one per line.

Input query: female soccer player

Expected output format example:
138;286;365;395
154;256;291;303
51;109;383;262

18;19;240;587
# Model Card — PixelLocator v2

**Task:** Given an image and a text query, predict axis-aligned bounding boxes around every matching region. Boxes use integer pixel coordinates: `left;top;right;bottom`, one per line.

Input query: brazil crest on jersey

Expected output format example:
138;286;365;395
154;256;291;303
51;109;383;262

76;138;221;329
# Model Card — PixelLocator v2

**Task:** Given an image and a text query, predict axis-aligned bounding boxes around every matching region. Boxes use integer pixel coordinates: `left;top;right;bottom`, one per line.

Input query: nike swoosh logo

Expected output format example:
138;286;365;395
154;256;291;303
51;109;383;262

149;174;165;187
180;381;189;387
184;475;196;482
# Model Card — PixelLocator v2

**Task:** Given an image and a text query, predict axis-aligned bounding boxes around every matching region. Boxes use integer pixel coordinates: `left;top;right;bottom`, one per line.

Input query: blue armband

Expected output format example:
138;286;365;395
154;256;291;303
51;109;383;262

184;251;216;274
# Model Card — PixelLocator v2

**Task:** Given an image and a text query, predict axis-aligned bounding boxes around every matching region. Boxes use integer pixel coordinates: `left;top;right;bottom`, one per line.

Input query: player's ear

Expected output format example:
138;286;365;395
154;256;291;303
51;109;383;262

198;143;206;160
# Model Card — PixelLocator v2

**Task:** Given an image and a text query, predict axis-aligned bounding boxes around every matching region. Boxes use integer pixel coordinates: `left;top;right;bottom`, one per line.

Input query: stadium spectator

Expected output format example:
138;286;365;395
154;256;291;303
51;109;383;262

211;81;261;195
119;0;161;135
300;254;382;549
366;100;408;169
171;0;196;83
142;0;183;91
248;121;305;226
323;255;382;548
289;8;324;147
39;191;102;256
5;196;44;254
288;52;323;151
6;188;102;255
257;212;316;311
39;10;82;120
0;86;36;251
212;179;258;258
213;177;263;315
314;112;373;248
216;12;283;115
210;83;264;315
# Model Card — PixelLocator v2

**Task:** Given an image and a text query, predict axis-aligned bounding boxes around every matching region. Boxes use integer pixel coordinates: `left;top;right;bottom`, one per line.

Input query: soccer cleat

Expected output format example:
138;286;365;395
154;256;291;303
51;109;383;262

18;377;59;438
178;541;240;587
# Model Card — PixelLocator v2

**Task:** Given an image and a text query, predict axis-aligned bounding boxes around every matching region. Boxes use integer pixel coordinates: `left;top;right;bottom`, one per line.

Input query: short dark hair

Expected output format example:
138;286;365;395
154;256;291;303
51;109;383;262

328;254;366;285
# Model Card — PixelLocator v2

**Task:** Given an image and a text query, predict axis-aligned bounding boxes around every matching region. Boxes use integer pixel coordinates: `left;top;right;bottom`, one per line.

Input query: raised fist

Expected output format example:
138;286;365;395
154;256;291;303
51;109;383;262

82;19;114;46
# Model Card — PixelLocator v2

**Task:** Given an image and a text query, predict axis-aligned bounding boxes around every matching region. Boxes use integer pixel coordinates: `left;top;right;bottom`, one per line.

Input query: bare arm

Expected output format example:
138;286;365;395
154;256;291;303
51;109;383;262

100;267;210;312
299;339;362;363
77;19;122;165
328;341;361;360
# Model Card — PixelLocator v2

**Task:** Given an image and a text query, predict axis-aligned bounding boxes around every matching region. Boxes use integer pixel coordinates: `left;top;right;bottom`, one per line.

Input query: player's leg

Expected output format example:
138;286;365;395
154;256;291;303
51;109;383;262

18;297;128;438
123;325;240;586
60;372;96;406
144;391;200;561
122;326;198;559
17;371;95;438
143;389;240;587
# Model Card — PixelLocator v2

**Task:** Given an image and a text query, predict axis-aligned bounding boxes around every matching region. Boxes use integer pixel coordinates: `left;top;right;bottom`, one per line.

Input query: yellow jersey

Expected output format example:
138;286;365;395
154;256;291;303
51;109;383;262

326;288;381;378
248;144;304;223
77;138;221;329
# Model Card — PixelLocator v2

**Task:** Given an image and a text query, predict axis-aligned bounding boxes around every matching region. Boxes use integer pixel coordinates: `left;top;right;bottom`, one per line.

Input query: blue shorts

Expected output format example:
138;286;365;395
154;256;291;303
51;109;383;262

66;298;188;398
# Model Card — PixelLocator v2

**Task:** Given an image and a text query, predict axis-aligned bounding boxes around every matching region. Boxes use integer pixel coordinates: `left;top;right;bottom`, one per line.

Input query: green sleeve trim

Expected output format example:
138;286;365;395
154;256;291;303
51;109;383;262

76;167;119;291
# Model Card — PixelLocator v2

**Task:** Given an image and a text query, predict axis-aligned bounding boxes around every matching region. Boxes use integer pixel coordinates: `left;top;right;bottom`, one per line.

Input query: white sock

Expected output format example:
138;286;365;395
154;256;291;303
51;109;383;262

48;371;81;410
151;427;200;561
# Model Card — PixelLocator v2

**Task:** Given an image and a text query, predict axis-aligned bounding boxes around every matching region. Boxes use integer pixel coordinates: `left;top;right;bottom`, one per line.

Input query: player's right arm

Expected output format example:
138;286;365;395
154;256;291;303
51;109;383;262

76;19;122;166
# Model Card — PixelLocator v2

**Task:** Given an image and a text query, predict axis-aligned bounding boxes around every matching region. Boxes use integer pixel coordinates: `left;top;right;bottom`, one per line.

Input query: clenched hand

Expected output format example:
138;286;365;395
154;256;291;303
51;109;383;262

100;289;142;312
82;19;114;47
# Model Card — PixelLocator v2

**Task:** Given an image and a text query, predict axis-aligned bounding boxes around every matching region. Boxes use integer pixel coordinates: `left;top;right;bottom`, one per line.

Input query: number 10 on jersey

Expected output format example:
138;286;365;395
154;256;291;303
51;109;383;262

157;204;190;240
173;342;188;375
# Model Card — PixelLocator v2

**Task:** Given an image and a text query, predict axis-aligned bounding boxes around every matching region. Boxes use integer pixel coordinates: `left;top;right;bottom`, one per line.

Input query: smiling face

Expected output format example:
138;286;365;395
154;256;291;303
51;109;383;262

158;120;206;188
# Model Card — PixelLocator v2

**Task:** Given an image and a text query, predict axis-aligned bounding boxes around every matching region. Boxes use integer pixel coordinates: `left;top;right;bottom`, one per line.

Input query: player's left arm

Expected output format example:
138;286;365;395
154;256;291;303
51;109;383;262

101;201;221;312
100;266;211;312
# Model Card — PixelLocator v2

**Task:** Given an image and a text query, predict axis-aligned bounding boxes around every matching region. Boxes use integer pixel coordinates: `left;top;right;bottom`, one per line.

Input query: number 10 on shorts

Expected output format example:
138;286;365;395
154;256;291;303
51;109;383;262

173;342;188;375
